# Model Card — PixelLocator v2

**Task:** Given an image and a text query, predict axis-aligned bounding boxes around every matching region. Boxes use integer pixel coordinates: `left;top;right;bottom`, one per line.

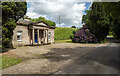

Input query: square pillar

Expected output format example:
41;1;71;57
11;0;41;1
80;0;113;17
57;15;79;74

28;29;32;45
39;30;42;44
45;30;48;43
47;30;49;43
43;29;45;43
32;29;35;44
37;29;40;44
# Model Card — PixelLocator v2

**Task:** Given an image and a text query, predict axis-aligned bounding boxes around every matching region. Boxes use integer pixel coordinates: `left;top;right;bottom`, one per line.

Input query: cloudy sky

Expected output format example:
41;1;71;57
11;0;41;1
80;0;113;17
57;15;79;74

26;1;92;28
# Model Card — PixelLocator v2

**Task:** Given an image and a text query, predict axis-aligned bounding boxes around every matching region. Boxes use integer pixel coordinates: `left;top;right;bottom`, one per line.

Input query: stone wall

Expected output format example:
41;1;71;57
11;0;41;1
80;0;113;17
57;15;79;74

11;25;30;47
48;29;54;43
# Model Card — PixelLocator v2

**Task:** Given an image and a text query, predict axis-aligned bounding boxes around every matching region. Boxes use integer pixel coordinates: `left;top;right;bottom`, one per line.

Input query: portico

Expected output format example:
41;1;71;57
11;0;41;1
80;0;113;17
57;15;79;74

31;28;49;45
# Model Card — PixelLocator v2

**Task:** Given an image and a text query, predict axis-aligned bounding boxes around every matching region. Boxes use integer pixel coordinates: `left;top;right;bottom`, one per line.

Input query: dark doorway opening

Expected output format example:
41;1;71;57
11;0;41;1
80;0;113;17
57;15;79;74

35;32;38;43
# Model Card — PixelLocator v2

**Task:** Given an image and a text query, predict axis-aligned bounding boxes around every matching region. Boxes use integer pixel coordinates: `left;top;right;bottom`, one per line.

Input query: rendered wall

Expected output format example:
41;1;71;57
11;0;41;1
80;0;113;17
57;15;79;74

11;25;30;47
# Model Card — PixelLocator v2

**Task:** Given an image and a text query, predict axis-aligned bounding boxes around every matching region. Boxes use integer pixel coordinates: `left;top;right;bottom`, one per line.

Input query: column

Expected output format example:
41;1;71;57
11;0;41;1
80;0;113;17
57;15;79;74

39;30;41;44
45;29;47;43
32;29;35;45
37;29;40;44
43;29;45;43
47;30;49;43
46;30;48;43
28;29;31;44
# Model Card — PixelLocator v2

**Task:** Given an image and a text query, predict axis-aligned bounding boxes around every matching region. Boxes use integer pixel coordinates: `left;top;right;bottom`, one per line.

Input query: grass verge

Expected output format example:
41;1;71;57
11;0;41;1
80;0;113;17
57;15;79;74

1;55;22;69
107;35;114;38
55;39;108;44
55;39;73;43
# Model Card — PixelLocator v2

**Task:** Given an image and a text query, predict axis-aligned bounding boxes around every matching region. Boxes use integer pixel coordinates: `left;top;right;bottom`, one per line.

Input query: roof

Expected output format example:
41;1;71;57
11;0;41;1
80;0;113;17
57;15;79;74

17;18;55;29
17;18;33;25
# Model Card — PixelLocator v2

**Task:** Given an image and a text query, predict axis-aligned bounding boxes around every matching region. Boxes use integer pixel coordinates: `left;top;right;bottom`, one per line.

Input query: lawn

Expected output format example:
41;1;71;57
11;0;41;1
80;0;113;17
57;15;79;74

107;35;114;38
55;39;73;43
1;55;22;69
54;27;78;40
55;39;107;44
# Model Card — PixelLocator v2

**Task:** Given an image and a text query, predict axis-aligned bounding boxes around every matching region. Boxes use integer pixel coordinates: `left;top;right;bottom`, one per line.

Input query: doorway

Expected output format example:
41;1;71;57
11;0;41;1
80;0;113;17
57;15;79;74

35;32;38;43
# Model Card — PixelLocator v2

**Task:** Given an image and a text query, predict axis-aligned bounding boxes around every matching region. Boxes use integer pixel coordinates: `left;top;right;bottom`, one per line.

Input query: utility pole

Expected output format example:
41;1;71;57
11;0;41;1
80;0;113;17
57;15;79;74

59;15;61;27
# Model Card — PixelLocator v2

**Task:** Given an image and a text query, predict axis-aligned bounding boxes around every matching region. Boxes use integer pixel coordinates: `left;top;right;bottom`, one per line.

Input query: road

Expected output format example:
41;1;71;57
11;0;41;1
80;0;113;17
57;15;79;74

55;38;120;74
2;38;120;74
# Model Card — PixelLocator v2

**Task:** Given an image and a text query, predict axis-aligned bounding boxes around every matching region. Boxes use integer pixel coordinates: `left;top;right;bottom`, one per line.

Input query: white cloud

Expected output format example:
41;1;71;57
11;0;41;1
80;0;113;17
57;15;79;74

26;1;87;27
26;0;94;2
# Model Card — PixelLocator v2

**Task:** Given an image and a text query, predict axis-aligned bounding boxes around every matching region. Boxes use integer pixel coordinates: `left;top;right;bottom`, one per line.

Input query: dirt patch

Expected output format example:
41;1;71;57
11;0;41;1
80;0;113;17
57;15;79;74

2;42;109;74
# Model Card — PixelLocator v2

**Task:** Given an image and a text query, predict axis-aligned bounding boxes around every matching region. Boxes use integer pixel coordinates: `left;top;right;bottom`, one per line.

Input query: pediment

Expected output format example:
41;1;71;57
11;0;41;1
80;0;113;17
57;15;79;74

35;22;48;27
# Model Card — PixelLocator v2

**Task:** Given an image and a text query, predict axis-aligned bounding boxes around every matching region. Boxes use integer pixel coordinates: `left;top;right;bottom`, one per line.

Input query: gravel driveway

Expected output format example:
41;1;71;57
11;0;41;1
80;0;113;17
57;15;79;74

2;42;109;74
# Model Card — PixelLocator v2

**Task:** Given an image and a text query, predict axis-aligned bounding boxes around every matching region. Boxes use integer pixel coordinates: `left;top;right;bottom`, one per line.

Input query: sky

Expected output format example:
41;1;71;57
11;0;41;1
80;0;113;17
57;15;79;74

26;1;92;28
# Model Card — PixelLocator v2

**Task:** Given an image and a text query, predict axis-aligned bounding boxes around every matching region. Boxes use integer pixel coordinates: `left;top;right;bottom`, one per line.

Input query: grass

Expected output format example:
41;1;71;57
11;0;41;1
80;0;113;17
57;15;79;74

54;27;78;40
1;55;22;69
107;35;114;38
55;39;73;43
55;39;108;44
107;32;114;38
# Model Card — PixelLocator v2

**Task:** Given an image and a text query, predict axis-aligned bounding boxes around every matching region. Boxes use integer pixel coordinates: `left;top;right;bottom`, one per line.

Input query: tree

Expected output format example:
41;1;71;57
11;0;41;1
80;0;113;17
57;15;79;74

2;2;27;48
0;2;2;46
101;2;120;38
82;2;111;42
71;26;76;28
30;17;56;27
100;2;120;18
112;16;120;38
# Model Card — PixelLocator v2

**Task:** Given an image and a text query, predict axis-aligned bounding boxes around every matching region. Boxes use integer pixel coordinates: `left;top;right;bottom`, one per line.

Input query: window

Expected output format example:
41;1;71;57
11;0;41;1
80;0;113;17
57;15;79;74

17;31;22;41
48;32;51;40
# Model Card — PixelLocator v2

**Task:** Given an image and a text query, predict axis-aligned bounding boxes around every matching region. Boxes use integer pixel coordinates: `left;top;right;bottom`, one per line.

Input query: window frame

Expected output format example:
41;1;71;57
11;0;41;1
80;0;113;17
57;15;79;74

17;31;22;42
48;32;51;40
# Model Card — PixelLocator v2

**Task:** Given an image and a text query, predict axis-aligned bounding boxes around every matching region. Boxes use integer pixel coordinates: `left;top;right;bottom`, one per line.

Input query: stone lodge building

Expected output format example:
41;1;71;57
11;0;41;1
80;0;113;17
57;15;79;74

11;18;55;47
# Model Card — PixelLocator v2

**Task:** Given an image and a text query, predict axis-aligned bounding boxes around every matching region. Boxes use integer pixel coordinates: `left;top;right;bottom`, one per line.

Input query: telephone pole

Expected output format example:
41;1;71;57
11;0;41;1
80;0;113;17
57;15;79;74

59;15;61;27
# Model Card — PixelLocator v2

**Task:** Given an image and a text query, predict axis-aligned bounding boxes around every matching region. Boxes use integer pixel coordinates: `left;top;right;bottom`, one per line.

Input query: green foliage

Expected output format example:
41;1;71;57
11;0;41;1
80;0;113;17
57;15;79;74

0;2;2;47
112;18;120;38
1;55;22;69
2;2;27;48
31;17;56;27
83;2;120;40
82;2;111;42
100;2;120;38
54;27;77;40
70;30;78;40
100;2;120;18
2;19;16;48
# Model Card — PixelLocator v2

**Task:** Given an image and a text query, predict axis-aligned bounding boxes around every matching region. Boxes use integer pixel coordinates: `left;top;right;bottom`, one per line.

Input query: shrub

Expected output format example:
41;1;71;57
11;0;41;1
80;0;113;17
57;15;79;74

71;25;98;43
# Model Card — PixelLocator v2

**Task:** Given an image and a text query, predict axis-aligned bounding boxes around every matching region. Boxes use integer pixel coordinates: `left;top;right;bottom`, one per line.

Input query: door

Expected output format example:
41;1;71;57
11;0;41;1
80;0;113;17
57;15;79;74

35;32;38;43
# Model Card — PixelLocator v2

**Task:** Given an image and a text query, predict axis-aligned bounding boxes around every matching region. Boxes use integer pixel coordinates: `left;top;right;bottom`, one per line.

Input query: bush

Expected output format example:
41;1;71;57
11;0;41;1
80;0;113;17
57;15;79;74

71;25;98;43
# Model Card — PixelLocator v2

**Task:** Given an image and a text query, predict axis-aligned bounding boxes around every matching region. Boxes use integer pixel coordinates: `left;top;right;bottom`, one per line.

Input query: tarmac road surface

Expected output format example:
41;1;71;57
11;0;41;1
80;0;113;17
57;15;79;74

55;38;120;74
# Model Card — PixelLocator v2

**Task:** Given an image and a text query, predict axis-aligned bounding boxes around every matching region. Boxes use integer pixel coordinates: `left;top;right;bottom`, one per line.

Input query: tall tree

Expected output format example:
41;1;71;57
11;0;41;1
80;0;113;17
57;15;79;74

82;2;111;42
83;2;120;41
101;2;120;38
2;2;27;48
